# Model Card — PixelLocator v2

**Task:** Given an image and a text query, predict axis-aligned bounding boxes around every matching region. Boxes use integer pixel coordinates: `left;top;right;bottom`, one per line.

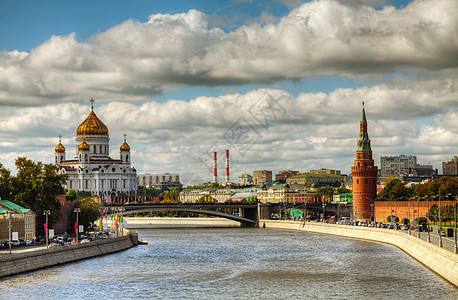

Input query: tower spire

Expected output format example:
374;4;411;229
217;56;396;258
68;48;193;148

351;101;378;222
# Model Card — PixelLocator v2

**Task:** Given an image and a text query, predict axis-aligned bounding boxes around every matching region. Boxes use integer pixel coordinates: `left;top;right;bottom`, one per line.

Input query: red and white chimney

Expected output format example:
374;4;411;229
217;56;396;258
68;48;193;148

213;151;217;183
225;150;230;182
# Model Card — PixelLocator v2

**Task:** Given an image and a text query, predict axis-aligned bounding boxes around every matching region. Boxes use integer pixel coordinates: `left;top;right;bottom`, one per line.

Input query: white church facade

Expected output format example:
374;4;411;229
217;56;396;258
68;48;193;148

55;99;137;199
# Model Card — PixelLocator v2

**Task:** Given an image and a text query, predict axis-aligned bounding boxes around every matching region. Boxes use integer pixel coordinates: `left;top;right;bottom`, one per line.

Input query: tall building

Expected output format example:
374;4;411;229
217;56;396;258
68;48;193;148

55;99;137;199
275;170;299;182
137;173;181;189
380;155;417;178
310;169;341;175
351;102;378;222
253;170;272;185
442;156;458;175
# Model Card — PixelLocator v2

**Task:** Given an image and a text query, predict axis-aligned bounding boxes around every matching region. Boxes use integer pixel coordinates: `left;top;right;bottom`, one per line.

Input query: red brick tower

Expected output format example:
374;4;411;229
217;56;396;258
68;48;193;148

351;102;378;222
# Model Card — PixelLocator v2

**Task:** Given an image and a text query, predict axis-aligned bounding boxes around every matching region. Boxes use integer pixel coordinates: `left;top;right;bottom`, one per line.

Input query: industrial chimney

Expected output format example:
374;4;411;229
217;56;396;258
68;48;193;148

213;151;217;183
225;150;230;182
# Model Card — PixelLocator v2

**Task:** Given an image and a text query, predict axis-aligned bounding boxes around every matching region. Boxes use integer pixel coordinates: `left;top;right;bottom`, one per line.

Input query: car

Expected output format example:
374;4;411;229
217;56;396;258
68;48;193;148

25;240;32;245
80;239;90;243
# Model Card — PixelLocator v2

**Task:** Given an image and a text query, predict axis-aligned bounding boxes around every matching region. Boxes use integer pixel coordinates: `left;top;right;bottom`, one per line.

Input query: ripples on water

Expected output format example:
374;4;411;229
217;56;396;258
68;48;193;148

1;228;457;299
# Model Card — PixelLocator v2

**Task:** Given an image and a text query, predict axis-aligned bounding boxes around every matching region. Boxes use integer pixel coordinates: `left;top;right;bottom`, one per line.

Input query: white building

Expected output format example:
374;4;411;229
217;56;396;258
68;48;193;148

55;99;137;198
137;173;181;189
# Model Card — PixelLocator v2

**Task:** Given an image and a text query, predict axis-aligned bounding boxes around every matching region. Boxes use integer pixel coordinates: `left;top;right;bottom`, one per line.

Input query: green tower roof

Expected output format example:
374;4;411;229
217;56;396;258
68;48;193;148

357;101;372;152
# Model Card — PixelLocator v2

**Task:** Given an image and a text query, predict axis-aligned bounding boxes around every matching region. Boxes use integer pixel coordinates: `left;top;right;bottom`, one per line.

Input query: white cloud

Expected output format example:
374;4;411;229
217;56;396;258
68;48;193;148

0;0;456;105
0;74;456;183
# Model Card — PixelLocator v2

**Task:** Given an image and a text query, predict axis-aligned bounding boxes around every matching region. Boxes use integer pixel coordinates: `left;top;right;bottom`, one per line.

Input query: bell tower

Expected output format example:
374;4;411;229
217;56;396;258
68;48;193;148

351;102;378;222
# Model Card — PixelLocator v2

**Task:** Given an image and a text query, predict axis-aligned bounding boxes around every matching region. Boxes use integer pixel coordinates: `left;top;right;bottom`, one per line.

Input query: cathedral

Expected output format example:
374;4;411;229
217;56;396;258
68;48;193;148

55;99;137;199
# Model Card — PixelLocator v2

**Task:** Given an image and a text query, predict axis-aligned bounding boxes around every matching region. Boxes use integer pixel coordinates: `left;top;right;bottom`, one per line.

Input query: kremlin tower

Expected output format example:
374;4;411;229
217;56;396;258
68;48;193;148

351;102;378;222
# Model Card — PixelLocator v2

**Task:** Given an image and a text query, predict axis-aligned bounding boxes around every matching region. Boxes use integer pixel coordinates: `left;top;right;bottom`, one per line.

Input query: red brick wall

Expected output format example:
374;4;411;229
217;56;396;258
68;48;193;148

53;195;74;234
374;201;455;223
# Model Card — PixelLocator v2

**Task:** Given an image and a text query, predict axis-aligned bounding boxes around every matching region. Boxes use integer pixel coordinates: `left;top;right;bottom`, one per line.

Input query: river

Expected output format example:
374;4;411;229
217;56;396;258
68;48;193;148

1;228;457;299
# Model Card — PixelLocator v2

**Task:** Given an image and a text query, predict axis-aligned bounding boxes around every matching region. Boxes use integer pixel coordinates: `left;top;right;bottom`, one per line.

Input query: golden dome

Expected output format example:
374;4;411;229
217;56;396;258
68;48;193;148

76;98;108;136
120;134;131;152
55;135;66;153
78;139;90;151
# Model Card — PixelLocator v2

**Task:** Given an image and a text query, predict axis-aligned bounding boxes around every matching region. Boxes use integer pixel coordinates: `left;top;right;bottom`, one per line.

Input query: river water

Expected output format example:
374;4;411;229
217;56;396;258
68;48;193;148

1;228;457;299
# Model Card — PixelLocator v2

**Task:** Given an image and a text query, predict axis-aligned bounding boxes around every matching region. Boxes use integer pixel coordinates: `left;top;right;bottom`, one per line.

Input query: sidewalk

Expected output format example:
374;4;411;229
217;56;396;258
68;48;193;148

396;228;457;253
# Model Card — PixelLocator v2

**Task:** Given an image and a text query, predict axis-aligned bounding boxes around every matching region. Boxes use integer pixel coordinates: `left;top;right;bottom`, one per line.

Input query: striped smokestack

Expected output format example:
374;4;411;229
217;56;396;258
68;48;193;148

225;149;230;182
213;151;217;183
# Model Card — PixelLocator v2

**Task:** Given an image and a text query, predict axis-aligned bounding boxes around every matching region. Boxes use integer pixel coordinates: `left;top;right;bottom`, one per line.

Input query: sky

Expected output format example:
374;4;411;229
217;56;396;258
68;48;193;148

0;0;457;186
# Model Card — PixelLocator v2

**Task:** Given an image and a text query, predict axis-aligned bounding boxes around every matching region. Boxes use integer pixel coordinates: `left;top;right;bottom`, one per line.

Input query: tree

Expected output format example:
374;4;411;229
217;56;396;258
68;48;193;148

427;204;438;223
65;189;77;202
0;162;13;200
73;197;101;231
164;188;180;202
386;215;399;223
12;157;67;236
336;186;350;194
378;178;410;201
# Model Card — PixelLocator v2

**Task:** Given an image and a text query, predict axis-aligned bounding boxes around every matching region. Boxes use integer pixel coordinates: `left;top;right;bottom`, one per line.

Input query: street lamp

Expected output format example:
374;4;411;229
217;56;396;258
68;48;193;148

370;203;374;226
43;210;50;248
416;196;420;239
74;208;81;243
119;208;125;236
454;195;457;254
8;211;13;254
438;195;443;248
322;203;326;223
426;195;431;243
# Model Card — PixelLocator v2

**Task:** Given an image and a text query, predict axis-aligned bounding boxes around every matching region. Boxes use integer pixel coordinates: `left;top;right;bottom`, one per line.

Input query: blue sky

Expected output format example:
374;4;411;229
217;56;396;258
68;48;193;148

0;0;456;184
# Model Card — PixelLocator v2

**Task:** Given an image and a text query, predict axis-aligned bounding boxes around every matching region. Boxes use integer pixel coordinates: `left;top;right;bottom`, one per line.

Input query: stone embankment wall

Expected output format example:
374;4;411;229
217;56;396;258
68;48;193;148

261;219;458;287
0;233;137;278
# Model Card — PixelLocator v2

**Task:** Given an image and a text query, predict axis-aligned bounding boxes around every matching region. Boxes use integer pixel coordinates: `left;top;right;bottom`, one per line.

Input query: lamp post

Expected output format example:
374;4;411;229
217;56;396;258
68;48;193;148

438;195;442;248
426;195;431;243
454;195;457;254
370;203;374;226
8;211;13;254
43;210;50;248
395;198;398;231
322;203;326;223
416;196;420;238
119;208;125;236
74;208;81;243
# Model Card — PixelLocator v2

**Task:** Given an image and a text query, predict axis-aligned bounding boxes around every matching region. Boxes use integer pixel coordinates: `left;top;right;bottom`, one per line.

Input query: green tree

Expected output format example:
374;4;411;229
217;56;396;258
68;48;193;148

12;157;67;235
386;215;399;223
164;188;180;202
0;162;13;200
65;189;77;202
73;197;101;231
378;178;410;201
427;204;438;223
336;186;350;194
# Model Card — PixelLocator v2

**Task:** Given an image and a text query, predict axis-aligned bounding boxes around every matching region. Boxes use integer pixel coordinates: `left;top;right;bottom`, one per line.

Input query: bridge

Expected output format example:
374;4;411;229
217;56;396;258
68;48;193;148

103;203;260;227
103;202;354;227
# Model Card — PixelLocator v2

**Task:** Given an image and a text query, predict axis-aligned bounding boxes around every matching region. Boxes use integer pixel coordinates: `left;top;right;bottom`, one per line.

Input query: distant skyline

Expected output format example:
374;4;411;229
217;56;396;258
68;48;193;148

0;0;457;185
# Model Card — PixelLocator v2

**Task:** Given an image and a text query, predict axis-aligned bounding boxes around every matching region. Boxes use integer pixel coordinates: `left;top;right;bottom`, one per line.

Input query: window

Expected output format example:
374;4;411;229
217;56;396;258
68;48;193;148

357;179;359;184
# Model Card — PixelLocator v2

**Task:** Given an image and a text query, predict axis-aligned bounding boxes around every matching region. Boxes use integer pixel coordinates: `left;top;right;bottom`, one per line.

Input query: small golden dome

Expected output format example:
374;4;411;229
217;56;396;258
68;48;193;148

76;98;109;136
120;133;131;152
78;139;90;151
55;135;66;153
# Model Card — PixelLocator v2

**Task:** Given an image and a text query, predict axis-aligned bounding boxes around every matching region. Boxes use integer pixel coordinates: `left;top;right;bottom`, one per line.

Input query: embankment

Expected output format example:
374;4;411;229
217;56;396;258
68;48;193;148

0;232;138;279
125;217;239;228
261;219;458;287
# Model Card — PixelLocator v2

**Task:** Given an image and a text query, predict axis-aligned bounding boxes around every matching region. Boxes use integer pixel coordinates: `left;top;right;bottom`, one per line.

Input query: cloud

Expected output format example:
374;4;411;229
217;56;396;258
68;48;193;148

0;73;456;183
0;0;457;105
